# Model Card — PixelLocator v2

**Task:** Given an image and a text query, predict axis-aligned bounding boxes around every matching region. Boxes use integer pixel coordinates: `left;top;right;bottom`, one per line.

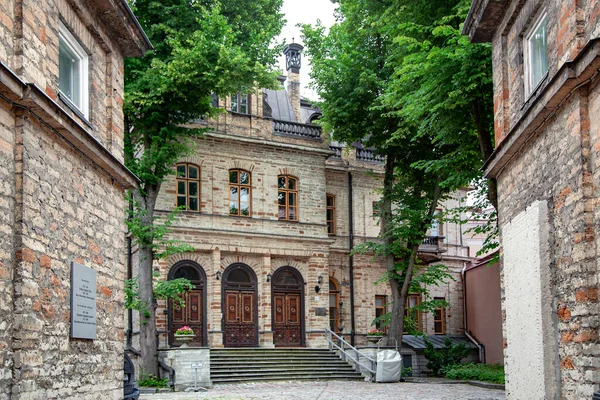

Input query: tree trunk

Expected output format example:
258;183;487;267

472;99;498;211
134;186;159;376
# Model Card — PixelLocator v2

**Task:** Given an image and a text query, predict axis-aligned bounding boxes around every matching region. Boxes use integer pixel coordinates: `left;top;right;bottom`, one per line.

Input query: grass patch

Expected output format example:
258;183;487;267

138;373;169;388
444;363;505;384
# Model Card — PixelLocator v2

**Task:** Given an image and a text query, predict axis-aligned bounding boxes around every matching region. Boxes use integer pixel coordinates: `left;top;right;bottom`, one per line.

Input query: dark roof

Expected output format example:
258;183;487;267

263;89;297;122
402;335;477;350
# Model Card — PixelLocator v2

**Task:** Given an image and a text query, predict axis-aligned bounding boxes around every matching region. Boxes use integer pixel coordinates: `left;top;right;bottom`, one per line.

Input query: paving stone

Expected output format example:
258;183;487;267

140;380;506;400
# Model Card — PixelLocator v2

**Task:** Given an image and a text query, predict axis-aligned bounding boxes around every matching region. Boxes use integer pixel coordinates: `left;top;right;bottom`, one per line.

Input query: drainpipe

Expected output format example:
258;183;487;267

126;236;133;349
461;262;485;364
348;171;356;346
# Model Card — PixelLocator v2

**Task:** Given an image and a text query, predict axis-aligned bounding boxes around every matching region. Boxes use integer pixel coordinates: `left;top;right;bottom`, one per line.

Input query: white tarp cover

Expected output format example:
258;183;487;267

375;349;401;383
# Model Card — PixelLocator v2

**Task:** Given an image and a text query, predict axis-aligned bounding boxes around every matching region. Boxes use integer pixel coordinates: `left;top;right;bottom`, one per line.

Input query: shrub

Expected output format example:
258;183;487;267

138;373;169;388
423;338;471;376
444;363;505;384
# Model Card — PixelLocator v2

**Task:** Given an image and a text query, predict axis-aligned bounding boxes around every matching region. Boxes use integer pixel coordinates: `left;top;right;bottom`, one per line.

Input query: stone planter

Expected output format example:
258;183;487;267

174;335;194;348
367;335;384;344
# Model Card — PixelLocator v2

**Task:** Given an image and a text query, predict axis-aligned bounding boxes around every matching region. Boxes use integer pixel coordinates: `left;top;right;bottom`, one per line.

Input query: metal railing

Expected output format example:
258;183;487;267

273;120;322;140
325;328;377;381
356;148;385;163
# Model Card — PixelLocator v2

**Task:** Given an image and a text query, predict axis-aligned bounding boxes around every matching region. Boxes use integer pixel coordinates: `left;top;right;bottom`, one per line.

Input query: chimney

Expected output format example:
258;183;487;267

283;42;303;121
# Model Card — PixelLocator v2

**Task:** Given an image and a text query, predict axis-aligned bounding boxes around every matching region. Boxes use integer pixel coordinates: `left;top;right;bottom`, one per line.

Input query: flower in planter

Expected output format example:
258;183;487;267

175;326;194;336
367;328;384;336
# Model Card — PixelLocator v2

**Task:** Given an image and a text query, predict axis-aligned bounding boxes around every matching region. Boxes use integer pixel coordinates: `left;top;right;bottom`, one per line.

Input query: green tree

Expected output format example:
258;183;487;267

302;0;493;346
124;0;284;375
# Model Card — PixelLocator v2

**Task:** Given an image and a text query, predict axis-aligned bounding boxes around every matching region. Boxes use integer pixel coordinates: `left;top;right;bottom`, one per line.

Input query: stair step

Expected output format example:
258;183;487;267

212;375;363;383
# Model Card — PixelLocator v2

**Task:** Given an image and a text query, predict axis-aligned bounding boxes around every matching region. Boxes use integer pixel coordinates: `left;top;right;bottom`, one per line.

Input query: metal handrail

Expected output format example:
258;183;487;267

325;328;377;380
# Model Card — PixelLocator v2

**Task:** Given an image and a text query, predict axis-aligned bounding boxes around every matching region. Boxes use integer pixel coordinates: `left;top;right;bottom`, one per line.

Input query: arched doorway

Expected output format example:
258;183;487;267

168;261;207;347
329;278;341;333
222;263;258;347
272;267;305;347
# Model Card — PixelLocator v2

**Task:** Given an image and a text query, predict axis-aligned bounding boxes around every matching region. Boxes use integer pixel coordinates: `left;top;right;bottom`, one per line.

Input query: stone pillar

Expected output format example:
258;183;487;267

209;248;223;347
283;43;304;122
259;253;274;348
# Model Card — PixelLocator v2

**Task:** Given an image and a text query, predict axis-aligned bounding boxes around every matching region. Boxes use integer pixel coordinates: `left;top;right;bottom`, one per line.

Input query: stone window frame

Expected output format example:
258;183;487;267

277;175;299;221
229;169;251;217
523;10;549;98
176;163;200;212
230;93;251;115
433;296;446;335
58;20;89;119
375;295;387;333
326;194;335;235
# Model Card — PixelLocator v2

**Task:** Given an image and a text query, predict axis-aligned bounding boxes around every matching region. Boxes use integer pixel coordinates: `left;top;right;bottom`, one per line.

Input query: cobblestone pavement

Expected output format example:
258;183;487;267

140;380;506;400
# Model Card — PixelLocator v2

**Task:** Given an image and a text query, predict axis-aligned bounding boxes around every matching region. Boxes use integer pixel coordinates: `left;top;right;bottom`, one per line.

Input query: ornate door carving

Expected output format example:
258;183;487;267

170;289;203;346
274;293;302;346
224;290;256;347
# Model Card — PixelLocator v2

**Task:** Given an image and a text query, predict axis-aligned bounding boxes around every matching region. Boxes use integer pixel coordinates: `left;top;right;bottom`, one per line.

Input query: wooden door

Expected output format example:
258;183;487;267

273;293;302;347
224;290;257;347
170;289;203;346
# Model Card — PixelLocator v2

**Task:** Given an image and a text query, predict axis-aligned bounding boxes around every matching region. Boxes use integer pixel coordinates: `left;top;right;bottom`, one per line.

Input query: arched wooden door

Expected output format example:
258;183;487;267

222;264;258;347
272;267;305;347
168;261;206;347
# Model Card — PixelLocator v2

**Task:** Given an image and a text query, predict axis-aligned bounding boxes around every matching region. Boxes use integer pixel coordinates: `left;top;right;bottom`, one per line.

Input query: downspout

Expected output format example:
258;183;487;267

348;171;356;346
126;235;133;349
461;263;485;364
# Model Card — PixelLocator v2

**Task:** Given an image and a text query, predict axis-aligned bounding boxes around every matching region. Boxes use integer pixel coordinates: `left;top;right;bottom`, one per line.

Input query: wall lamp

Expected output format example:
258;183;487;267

315;274;323;294
216;271;222;280
266;273;272;283
318;275;323;284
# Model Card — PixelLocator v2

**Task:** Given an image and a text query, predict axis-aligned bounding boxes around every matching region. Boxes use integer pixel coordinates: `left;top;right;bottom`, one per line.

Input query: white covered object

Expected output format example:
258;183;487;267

375;349;401;383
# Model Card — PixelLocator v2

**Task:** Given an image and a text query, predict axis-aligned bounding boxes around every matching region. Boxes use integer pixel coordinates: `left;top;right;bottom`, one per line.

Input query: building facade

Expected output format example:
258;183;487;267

464;1;600;398
146;45;481;375
0;0;150;398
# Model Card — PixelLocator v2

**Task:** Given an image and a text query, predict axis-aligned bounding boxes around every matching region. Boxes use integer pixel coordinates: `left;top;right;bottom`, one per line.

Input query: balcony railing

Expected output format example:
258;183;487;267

329;145;342;158
356;148;385;163
273;120;322;140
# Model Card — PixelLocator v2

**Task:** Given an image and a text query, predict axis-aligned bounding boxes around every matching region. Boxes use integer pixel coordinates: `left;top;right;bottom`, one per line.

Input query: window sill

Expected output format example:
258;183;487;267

59;91;93;129
522;71;549;109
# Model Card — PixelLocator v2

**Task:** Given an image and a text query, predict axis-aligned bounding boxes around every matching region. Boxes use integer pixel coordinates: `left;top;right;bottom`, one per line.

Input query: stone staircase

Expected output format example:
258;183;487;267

210;348;364;384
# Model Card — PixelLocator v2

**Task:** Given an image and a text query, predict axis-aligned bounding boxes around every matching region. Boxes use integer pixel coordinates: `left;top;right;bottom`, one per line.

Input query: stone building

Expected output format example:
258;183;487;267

0;0;150;398
464;0;600;398
145;44;482;377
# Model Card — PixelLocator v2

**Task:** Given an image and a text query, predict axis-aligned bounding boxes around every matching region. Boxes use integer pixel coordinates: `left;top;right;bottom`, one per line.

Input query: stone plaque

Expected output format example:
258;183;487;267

70;262;97;339
314;307;327;316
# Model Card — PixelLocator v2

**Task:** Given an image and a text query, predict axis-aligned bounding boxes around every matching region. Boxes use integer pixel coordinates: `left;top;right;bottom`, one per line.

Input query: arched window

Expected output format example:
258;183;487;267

278;175;298;221
229;169;251;216
176;163;200;212
326;194;335;235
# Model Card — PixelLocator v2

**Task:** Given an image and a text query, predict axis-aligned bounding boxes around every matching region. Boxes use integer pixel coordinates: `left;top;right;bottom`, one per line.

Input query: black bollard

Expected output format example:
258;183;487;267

124;353;140;400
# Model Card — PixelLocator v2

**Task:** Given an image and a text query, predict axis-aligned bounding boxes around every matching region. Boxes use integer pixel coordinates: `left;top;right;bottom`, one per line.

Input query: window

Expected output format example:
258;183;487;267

429;209;443;237
176;163;200;211
230;93;250;114
375;295;387;333
326;194;335;235
59;21;89;117
434;297;446;335
403;294;421;334
372;201;381;218
229;169;251;216
524;12;548;96
278;175;298;221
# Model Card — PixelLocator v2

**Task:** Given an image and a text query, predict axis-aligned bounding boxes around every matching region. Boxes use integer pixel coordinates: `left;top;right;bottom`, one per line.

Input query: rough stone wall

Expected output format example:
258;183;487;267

10;114;127;400
495;91;599;398
0;102;16;400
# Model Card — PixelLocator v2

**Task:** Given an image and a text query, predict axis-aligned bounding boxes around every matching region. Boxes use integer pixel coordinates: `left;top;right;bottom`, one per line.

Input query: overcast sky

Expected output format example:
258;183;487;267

277;0;337;100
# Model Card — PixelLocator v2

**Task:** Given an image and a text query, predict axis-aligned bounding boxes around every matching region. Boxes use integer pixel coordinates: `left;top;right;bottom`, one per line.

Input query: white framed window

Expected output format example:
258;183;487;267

524;12;548;97
59;21;89;118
